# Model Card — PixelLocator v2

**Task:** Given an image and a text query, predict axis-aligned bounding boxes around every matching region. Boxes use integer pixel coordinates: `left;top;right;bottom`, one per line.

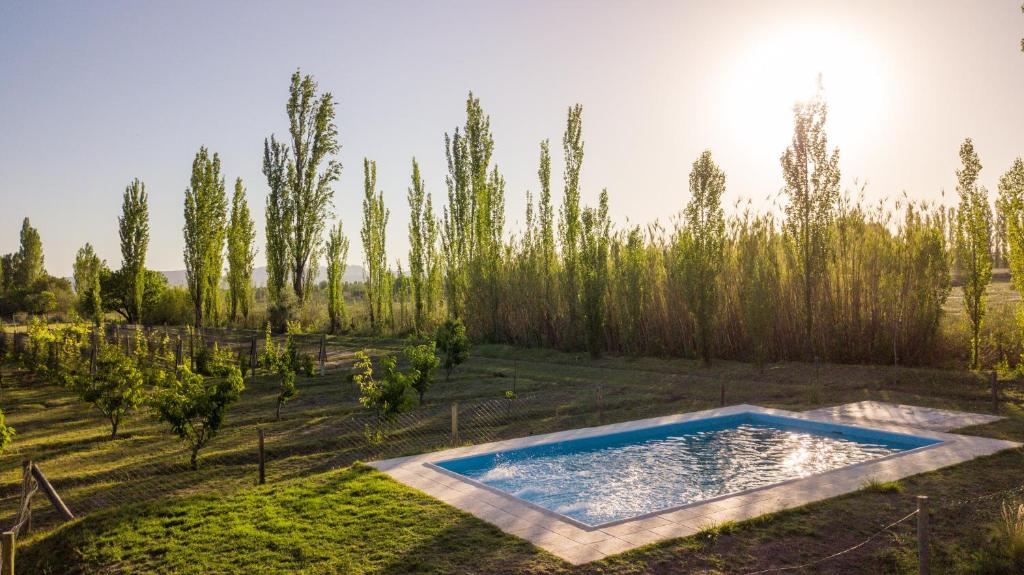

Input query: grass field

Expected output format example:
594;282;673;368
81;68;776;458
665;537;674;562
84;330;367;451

3;337;1024;574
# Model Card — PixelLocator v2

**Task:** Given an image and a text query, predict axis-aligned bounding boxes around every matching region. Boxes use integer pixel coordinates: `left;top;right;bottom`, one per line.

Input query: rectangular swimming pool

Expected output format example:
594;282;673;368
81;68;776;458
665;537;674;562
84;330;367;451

433;412;941;527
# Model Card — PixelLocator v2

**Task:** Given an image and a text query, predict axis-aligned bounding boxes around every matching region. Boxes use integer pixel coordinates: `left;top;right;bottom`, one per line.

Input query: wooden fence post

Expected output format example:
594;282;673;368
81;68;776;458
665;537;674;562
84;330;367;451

451;403;460;446
2;531;14;575
918;495;930;575
319;334;326;376
991;371;999;414
31;463;74;521
250;336;257;374
257;428;266;485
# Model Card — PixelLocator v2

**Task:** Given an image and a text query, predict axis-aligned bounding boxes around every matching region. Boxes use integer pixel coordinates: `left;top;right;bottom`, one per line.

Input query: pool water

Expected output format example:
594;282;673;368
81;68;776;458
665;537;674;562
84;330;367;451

434;413;938;526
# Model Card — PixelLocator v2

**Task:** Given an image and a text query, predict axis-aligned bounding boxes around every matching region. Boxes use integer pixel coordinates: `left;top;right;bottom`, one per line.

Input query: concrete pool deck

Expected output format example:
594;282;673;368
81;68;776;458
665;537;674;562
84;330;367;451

369;403;1020;565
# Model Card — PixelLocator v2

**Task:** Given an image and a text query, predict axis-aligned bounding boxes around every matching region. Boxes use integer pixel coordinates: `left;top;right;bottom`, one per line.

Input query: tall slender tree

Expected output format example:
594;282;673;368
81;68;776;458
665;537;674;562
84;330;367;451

183;148;228;329
559;105;584;347
263;136;291;311
954;138;992;369
361;159;390;333
118;179;149;324
13;218;44;289
537;139;557;343
679;151;727;365
325;220;350;333
407;158;431;334
780;80;840;356
281;71;342;302
999;158;1024;304
579;189;611;357
227;178;256;322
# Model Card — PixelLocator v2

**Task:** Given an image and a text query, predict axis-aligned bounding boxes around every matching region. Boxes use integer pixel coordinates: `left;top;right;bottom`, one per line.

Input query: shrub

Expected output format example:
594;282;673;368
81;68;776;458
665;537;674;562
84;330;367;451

353;351;415;428
153;363;244;469
435;318;470;381
404;341;439;403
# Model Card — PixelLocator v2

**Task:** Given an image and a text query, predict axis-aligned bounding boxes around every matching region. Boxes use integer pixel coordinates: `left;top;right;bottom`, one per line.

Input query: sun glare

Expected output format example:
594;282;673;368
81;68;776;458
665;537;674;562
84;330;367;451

721;26;888;155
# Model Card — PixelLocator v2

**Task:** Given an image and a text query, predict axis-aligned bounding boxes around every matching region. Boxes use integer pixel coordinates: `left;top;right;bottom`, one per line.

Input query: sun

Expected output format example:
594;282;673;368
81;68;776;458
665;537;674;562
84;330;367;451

719;25;889;156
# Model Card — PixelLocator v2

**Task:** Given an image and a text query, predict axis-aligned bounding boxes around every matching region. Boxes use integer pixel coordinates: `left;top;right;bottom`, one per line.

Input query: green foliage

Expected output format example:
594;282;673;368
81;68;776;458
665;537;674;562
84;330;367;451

559;104;585;347
183;147;228;328
435;318;470;380
781;81;841;356
14;217;44;289
352;351;416;427
153;363;244;469
275;365;296;420
361;159;391;333
955;138;993;369
0;409;13;455
736;214;779;371
66;345;147;438
99;268;167;324
119;179;150;324
226;178;256;322
325;219;350;333
407;158;436;334
404;341;439;403
999;158;1024;330
680;151;727;365
579;189;610;358
262;135;292;316
259;321;279;370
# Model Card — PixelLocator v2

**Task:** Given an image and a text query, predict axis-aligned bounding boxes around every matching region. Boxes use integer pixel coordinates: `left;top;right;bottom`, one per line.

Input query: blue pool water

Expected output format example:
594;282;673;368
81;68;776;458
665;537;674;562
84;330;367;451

435;412;939;526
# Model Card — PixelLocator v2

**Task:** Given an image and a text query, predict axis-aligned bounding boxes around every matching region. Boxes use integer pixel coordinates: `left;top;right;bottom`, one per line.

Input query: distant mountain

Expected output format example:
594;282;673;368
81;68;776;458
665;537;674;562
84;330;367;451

159;265;365;288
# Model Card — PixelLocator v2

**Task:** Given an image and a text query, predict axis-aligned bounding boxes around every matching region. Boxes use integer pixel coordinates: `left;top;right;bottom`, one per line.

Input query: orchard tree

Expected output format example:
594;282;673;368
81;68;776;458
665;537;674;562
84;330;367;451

153;363;245;469
353;351;416;428
119;179;149;324
275;364;295;420
435;318;470;380
405;341;439;403
781;80;840;355
325;220;349;333
955;138;992;369
680;151;727;365
183;148;228;329
227;178;256;322
361;159;390;333
68;346;146;438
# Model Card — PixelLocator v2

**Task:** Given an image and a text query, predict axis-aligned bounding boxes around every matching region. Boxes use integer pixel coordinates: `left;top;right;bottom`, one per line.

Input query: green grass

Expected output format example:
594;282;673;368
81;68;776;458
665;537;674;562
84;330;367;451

5;338;1024;573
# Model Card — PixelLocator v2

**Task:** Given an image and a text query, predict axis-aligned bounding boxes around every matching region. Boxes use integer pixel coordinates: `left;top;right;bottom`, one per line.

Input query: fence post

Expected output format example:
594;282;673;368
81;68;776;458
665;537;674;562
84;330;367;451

257;428;266;485
917;495;930;575
21;461;30;534
451;402;460;446
250;336;257;375
991;371;999;414
319;334;326;376
1;531;13;575
31;463;74;521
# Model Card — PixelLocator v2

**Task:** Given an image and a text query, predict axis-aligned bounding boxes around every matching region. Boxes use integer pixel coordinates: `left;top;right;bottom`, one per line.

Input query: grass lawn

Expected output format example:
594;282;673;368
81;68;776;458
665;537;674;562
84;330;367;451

4;340;1024;573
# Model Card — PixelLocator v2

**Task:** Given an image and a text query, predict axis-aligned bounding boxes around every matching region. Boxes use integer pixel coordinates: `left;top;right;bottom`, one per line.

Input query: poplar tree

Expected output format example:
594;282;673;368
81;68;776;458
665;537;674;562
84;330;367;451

407;158;431;334
325;220;350;333
361;159;390;333
281;71;342;302
73;243;104;325
14;218;44;289
227;178;256;322
954;138;992;369
680;151;727;365
119;179;149;324
537;140;557;342
559;105;584;347
263;136;291;310
780;81;840;356
183;148;228;329
999;159;1024;308
441;127;470;319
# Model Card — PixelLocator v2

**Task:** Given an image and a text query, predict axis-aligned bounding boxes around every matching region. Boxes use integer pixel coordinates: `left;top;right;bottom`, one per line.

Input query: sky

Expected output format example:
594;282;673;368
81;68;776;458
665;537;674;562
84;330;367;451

1;0;1023;277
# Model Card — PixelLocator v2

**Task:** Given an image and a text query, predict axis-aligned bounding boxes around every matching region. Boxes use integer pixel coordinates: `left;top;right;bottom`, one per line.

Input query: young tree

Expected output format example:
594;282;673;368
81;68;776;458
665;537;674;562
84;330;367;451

780;81;840;356
537;139;558;343
275;364;295;420
579;189;611;358
435;318;470;380
325;220;349;333
14;218;44;289
408;158;433;334
73;243;105;325
352;351;416;427
183;148;228;329
119;179;150;324
153;363;245;469
680;151;727;365
559;105;585;346
281;71;342;302
226;178;256;322
263;136;292;313
67;346;146;438
954;138;992;369
361;159;390;333
404;341;439;403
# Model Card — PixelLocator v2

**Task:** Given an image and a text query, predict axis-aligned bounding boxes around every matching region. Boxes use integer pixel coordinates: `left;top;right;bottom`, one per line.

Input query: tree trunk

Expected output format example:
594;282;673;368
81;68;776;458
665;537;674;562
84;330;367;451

276;399;282;421
190;445;200;470
110;417;119;439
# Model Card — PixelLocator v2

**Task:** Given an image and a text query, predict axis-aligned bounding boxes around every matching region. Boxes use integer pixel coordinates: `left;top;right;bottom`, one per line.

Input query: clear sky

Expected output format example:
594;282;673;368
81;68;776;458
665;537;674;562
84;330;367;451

1;0;1022;277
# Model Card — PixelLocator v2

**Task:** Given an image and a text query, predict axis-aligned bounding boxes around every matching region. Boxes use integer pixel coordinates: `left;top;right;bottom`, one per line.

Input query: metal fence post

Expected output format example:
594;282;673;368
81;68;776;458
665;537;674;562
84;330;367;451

451;402;460;446
918;495;930;575
1;531;14;575
257;428;266;485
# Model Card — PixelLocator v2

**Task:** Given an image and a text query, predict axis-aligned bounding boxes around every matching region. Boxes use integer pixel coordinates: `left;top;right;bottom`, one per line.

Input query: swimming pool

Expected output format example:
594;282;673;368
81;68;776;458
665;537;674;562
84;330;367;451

433;412;940;527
